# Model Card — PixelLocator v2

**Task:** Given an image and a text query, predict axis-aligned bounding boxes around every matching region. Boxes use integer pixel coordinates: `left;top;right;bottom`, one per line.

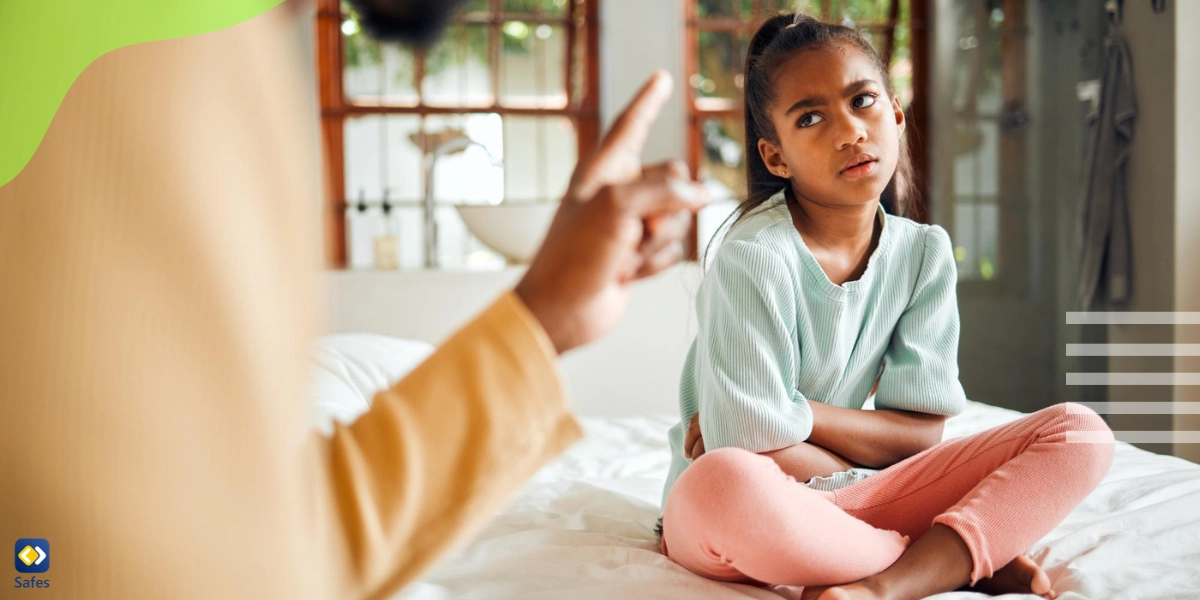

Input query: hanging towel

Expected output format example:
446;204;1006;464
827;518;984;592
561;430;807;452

1078;34;1137;311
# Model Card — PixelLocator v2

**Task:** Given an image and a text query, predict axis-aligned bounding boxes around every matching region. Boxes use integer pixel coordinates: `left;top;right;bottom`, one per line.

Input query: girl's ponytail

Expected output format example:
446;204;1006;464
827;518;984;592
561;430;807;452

743;14;795;208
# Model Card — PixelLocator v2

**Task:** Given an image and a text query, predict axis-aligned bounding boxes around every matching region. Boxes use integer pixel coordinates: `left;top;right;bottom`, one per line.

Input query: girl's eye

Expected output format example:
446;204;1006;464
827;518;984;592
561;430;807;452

798;113;824;128
852;93;878;109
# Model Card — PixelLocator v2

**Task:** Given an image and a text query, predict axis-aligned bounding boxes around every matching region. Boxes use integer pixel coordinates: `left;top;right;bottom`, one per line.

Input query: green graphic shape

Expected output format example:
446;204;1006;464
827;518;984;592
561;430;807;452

0;1;286;187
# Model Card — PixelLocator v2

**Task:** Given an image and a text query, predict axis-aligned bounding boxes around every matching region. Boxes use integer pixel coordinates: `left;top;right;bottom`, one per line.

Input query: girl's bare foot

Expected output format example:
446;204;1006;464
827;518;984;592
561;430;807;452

797;554;1054;600
968;554;1056;599
799;578;890;600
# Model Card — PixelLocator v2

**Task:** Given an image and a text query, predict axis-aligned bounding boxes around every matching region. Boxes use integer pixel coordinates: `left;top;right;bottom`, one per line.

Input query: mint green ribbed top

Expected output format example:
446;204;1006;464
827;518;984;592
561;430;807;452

662;190;967;504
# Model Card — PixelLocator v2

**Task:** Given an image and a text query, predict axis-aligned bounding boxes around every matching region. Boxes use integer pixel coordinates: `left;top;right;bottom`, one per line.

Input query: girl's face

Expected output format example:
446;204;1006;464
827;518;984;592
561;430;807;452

758;43;905;208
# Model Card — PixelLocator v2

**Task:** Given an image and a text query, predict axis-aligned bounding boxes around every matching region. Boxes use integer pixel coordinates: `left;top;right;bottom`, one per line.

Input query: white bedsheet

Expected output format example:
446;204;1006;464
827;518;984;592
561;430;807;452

394;401;1200;600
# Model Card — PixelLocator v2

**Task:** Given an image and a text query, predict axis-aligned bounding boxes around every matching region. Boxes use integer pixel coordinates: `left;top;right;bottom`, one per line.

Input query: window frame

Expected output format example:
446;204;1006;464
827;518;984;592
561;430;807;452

931;0;1028;294
315;0;601;268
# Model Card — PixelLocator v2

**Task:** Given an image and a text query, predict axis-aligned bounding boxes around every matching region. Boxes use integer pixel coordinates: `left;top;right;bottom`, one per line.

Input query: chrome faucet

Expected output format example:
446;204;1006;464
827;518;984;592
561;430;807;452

422;135;502;269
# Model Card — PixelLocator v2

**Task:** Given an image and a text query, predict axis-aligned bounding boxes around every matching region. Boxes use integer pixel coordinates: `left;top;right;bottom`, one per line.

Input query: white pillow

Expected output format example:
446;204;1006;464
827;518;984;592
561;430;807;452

309;334;435;435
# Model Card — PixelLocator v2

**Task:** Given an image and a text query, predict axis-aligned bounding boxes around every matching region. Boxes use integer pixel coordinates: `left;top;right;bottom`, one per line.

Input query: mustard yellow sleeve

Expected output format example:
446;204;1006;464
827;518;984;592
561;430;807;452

312;292;583;599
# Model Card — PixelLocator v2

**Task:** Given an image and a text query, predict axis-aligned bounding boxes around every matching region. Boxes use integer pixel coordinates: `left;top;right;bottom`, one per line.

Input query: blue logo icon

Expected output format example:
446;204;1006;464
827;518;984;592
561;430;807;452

14;539;49;574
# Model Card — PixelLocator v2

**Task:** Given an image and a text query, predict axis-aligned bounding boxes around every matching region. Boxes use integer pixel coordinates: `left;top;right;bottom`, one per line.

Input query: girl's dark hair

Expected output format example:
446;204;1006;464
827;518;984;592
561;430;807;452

707;12;918;264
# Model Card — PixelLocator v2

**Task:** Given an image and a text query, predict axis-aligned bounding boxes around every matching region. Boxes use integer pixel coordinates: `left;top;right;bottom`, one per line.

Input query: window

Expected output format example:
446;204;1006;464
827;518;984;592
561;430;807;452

930;0;1028;286
316;0;600;269
686;0;925;257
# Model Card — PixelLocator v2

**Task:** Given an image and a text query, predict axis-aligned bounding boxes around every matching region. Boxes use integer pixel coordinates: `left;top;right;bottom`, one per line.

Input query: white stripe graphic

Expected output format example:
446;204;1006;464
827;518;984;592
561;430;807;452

1067;431;1200;444
1071;401;1200;414
1066;373;1200;385
1066;312;1200;324
1067;343;1200;356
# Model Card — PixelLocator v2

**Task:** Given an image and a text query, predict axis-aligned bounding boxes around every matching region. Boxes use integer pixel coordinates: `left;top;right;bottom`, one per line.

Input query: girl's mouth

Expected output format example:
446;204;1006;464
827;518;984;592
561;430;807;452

840;158;878;179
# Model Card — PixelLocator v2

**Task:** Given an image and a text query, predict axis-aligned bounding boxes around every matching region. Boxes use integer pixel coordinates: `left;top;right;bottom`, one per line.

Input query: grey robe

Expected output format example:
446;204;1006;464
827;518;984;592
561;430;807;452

1078;34;1137;310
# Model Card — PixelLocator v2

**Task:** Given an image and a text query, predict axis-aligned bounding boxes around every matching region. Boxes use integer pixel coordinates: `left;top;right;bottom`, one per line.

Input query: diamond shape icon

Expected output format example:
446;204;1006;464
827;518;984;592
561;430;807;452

18;545;36;566
14;539;49;573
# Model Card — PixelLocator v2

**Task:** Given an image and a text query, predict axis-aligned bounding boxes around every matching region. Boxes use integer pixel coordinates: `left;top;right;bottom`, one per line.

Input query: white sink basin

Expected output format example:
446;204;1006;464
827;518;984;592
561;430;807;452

455;203;558;264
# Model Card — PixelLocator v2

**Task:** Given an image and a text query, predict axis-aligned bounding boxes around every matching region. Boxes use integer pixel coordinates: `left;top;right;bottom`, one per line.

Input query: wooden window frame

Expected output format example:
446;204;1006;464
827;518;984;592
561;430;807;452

315;0;602;268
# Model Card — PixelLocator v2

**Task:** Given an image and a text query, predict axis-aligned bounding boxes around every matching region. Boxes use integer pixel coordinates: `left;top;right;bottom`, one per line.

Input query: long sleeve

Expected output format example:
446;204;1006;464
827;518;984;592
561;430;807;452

312;293;582;599
874;226;967;416
693;240;813;453
0;7;579;600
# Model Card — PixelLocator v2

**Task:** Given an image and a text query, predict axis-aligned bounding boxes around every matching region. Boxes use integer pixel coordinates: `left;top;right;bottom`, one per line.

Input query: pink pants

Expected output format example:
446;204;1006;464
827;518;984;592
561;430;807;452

661;402;1115;587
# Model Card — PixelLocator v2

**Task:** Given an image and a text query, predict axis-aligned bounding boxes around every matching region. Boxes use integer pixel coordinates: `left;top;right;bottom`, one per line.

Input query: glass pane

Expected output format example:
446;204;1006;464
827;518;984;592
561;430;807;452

346;203;382;269
423;24;494;107
977;202;999;279
383;115;425;200
840;0;893;24
952;119;999;197
344;115;426;202
952;201;999;281
698;0;753;18
951;1;1003;116
504;0;568;17
503;117;577;201
395;206;425;269
500;23;567;108
790;0;823;16
857;27;880;52
343;31;383;102
422;114;507;269
888;0;913;107
381;44;418;105
698;116;746;203
695;31;747;102
424;114;505;205
465;0;491;11
953;203;977;279
344;115;384;200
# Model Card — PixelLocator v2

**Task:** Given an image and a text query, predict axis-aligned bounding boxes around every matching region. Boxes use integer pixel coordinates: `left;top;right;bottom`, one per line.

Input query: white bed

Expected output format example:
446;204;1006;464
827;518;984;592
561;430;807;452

311;331;1200;600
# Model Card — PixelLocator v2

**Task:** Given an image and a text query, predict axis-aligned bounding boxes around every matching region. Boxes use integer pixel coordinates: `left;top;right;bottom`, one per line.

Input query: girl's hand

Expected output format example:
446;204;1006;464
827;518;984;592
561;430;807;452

684;412;706;460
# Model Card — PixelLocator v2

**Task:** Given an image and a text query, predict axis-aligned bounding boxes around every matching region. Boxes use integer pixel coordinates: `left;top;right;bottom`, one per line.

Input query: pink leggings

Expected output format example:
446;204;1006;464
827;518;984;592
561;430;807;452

661;403;1115;587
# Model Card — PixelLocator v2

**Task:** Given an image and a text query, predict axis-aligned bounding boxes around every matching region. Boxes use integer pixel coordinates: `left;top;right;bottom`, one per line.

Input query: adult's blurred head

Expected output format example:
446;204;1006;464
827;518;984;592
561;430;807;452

343;0;470;48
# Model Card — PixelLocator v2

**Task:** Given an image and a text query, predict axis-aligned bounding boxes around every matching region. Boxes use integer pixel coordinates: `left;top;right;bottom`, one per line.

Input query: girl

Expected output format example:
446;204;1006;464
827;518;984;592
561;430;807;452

658;12;1115;600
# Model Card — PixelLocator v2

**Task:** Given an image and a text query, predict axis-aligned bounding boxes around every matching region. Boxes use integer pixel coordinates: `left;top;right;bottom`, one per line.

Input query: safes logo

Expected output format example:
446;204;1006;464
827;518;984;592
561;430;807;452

14;540;48;574
13;538;50;590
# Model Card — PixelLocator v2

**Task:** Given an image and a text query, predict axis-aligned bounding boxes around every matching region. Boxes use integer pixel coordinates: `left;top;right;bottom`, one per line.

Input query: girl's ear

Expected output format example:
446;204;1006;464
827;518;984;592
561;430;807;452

892;95;906;135
758;138;790;178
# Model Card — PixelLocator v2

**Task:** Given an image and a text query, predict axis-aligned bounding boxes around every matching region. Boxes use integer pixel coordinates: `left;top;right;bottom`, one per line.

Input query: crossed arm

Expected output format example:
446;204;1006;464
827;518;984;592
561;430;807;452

685;398;947;481
686;228;963;484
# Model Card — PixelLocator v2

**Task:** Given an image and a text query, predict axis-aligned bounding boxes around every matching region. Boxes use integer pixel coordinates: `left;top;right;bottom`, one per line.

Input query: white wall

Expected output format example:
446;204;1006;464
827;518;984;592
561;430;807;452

321;266;703;417
599;0;687;164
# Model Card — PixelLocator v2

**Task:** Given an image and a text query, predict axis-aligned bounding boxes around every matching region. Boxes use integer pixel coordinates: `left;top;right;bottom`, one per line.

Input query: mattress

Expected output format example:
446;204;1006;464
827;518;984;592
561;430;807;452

307;334;1200;599
392;402;1200;600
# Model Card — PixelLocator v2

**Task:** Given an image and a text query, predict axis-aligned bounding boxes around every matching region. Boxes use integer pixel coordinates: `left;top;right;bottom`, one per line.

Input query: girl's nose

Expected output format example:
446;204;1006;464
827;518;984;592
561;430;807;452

835;117;868;149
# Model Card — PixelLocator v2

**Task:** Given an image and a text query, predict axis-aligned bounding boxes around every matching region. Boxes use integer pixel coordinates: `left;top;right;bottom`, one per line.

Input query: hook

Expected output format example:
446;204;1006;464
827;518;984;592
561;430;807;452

1152;0;1166;14
381;190;391;215
1105;0;1122;26
356;189;367;213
